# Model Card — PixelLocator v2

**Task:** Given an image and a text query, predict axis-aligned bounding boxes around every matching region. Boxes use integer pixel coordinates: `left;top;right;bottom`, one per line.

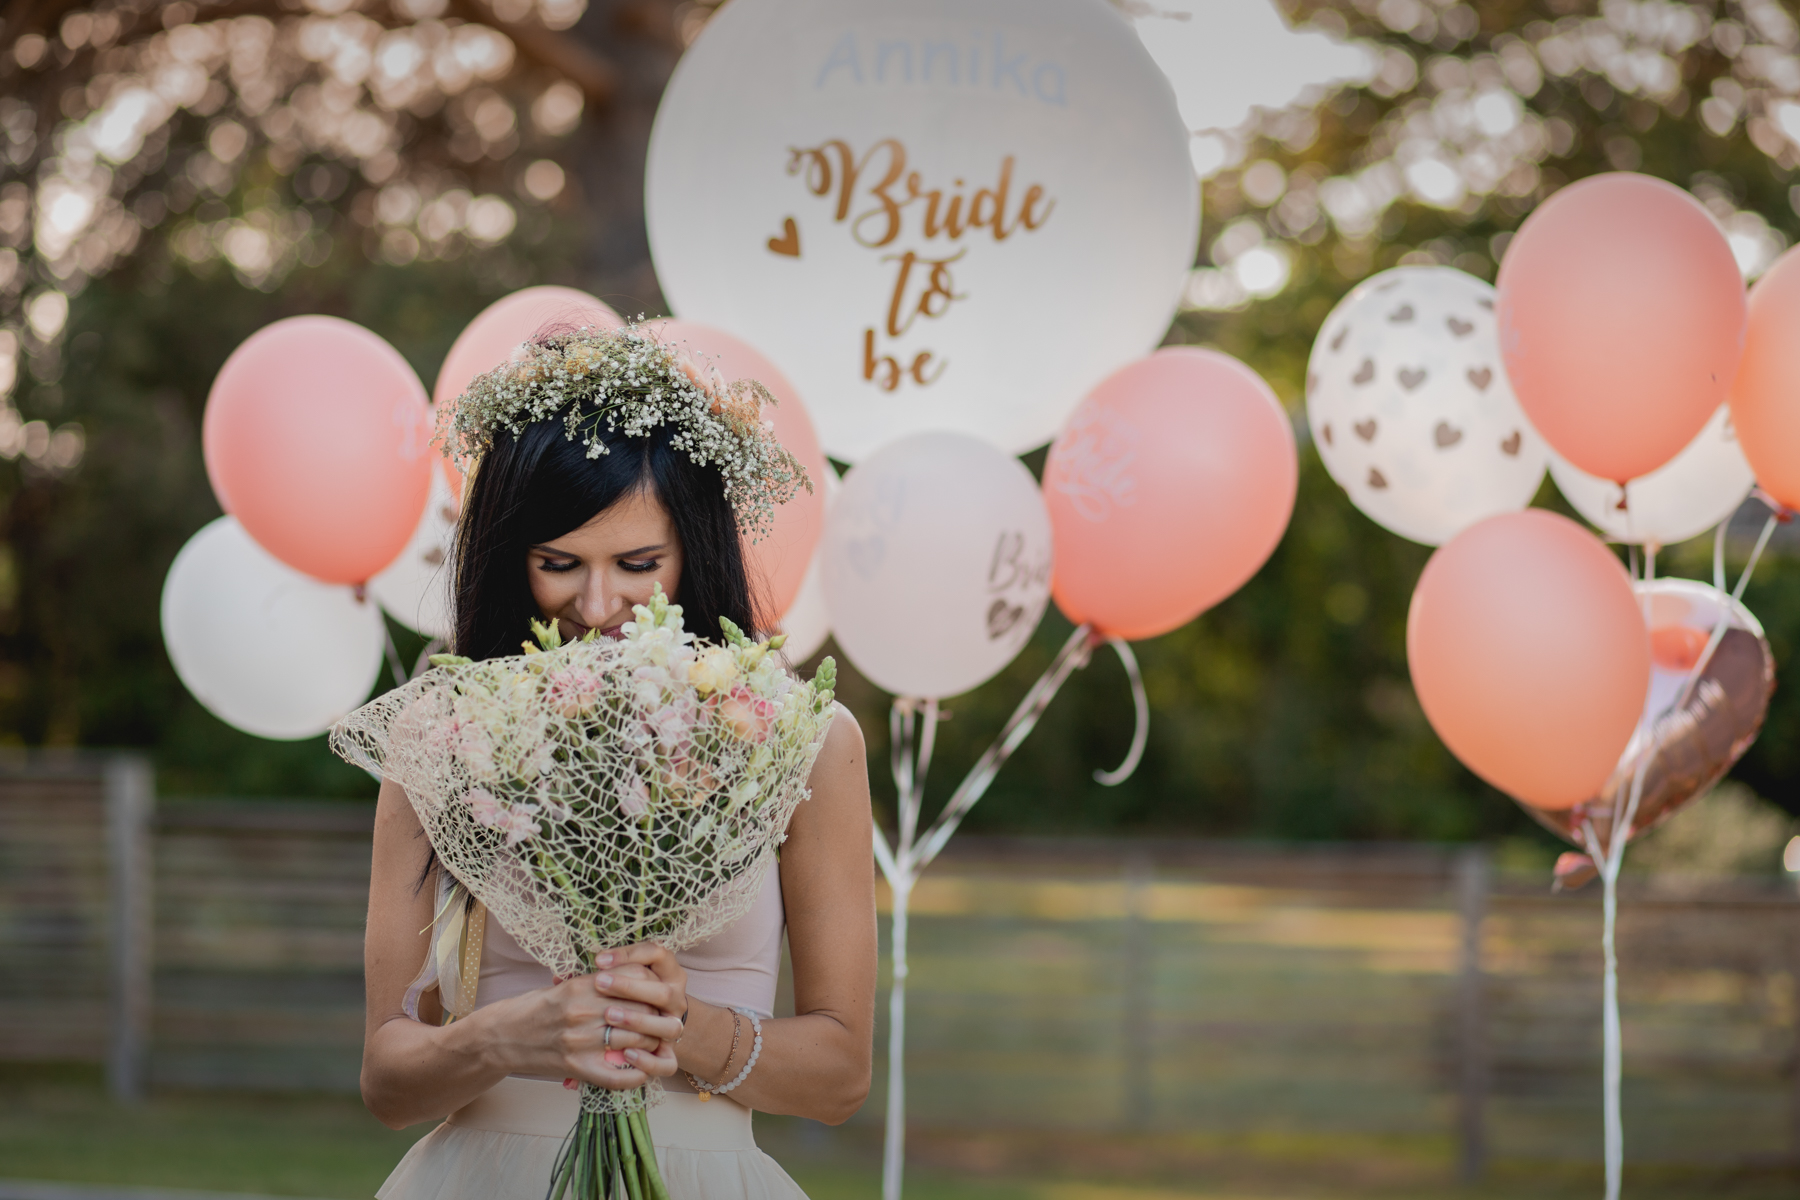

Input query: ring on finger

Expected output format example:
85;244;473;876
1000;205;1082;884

603;1024;614;1049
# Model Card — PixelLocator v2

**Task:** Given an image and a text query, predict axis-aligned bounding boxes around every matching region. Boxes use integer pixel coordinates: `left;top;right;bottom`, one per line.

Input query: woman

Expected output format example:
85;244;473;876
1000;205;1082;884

356;327;876;1199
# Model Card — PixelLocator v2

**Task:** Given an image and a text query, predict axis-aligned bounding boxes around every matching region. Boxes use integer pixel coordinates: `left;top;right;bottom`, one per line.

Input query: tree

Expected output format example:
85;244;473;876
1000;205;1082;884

4;0;1798;837
0;0;693;789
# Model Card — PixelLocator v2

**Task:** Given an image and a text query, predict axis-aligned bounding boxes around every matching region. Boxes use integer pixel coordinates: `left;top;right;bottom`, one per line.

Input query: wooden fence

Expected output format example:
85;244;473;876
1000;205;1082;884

0;754;151;1100
2;772;1798;1169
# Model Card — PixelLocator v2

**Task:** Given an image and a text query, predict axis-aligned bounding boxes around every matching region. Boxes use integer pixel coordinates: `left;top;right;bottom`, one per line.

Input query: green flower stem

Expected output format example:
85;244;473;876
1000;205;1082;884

615;1112;644;1200
630;1110;670;1200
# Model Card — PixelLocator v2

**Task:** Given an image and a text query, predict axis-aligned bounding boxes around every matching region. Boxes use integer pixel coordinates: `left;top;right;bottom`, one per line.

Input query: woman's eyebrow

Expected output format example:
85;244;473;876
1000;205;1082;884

615;543;667;558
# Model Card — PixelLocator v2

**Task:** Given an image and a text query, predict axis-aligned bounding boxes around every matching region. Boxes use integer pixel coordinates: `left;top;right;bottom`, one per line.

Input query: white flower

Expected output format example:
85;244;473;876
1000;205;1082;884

689;646;739;694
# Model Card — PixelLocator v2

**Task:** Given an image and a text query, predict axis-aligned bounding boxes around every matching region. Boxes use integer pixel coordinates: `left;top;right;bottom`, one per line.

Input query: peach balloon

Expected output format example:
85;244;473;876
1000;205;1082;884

1730;244;1800;511
645;318;828;625
434;286;624;496
203;316;433;585
1406;510;1650;811
1496;173;1746;484
1044;348;1297;640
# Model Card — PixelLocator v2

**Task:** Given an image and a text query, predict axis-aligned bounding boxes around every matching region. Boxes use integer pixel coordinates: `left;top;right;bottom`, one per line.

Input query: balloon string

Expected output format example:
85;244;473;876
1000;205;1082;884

1573;504;1783;1194
1672;509;1779;715
1093;637;1148;787
911;624;1098;871
414;638;446;680
382;623;408;690
1580;706;1653;1200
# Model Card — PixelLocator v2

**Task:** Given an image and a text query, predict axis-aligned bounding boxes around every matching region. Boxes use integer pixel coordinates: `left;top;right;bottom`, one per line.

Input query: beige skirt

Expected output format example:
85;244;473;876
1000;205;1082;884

378;1078;810;1200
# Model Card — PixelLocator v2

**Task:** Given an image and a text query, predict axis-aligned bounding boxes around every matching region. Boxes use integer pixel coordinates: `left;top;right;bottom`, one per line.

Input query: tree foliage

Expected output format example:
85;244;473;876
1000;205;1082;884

3;0;1798;836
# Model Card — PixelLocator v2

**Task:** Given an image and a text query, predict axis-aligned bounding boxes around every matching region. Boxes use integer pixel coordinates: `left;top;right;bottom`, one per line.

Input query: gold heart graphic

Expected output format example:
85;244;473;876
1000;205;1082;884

1330;325;1350;351
767;217;800;258
1397;366;1427;390
1367;466;1388;489
1500;431;1522;456
1387;304;1415;323
1321;423;1333;446
1434;421;1463;448
1446;316;1474;337
1352;359;1376;385
1354;419;1377;441
1467;366;1493;391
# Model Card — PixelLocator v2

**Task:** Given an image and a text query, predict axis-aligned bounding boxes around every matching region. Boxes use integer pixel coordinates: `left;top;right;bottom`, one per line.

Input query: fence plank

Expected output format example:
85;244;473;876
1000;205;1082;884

105;757;154;1103
1455;846;1490;1181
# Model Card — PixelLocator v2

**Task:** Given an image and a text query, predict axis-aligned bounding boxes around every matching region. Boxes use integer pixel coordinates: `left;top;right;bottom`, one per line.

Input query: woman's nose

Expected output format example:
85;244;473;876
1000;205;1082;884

576;570;618;627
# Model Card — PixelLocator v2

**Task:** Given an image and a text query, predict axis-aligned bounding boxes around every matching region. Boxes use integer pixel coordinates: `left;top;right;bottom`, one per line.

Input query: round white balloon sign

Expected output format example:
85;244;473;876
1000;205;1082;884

822;432;1051;699
646;0;1197;461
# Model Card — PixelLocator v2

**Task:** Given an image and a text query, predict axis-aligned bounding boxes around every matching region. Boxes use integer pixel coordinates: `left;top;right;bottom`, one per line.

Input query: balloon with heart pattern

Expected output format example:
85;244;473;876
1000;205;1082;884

1525;578;1774;885
1548;404;1755;548
1307;266;1548;546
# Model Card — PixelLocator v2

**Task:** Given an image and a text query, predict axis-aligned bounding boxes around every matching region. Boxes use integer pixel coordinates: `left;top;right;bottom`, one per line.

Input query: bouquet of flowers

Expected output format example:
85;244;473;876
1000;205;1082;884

331;588;837;1200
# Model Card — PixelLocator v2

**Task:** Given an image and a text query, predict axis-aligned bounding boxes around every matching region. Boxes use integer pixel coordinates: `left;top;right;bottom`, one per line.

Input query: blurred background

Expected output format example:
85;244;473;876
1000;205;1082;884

1;0;1798;1197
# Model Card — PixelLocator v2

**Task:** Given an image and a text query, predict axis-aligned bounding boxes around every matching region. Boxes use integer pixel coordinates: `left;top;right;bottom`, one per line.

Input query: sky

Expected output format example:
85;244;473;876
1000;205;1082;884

1128;0;1376;173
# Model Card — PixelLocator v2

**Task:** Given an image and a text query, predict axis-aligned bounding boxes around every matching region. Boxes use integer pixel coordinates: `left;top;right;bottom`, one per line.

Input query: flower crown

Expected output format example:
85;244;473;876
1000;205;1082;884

436;324;811;539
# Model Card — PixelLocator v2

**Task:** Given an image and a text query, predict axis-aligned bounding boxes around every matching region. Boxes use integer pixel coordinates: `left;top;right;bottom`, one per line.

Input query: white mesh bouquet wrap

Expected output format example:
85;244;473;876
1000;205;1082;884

332;589;836;1116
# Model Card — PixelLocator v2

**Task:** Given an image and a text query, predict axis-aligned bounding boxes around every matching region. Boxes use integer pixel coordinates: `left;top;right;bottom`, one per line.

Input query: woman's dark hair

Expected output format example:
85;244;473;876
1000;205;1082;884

450;418;759;660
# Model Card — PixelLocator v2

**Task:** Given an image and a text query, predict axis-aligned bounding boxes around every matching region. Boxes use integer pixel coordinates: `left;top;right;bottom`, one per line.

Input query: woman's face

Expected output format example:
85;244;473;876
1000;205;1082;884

527;486;683;641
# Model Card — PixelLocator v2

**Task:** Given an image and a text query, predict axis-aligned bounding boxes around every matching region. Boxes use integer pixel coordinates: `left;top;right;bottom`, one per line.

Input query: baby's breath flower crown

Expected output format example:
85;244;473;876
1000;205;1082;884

437;324;810;539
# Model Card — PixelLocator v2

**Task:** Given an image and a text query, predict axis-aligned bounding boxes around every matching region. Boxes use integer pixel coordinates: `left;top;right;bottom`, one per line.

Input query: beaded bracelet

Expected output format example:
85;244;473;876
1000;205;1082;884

688;1008;763;1101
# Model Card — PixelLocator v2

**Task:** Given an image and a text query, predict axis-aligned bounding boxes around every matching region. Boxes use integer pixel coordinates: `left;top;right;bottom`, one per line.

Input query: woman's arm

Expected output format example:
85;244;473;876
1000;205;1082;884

597;708;877;1123
360;778;681;1129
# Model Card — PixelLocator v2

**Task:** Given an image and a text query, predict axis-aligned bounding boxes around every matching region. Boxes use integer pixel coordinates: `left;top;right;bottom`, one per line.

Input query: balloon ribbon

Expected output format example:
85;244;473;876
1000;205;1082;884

870;622;1150;1200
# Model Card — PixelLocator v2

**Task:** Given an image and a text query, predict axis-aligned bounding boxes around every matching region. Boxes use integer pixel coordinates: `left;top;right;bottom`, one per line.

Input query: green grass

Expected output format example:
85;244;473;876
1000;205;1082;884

3;1065;1796;1200
0;1064;427;1198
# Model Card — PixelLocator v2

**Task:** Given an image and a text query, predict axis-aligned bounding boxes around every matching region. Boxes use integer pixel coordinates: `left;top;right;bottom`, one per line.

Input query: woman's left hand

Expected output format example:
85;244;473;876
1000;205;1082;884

590;942;689;1073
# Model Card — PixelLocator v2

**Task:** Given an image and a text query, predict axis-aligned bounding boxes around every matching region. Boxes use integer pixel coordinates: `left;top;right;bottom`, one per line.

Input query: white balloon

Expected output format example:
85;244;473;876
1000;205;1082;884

369;467;460;639
1307;266;1549;545
773;467;839;663
822;432;1050;698
162;517;386;740
1549;405;1755;547
776;550;833;665
646;0;1197;462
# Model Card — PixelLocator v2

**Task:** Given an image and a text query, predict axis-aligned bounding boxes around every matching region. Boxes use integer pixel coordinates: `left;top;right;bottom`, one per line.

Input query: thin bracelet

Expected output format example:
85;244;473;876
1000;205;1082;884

685;1008;743;1101
709;1009;763;1098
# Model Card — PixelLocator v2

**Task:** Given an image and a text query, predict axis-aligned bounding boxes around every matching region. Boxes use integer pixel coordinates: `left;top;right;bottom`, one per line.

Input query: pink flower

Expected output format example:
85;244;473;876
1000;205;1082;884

496;804;541;847
469;788;539;846
468;787;503;827
456;721;497;780
717;686;777;742
535;780;573;823
618;771;651;820
645;694;698;751
542;665;603;718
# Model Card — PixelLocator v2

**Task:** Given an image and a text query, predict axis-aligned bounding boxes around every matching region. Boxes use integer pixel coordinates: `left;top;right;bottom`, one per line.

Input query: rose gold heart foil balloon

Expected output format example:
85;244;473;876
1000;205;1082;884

1532;578;1774;886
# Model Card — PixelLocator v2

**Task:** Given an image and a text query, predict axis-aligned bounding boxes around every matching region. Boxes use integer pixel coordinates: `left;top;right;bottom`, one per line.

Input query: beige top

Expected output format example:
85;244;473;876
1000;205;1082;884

472;865;786;1022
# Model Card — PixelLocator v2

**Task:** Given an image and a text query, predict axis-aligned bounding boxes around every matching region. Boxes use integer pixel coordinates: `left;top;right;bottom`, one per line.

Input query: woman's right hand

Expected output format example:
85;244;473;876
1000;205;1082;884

473;962;681;1090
